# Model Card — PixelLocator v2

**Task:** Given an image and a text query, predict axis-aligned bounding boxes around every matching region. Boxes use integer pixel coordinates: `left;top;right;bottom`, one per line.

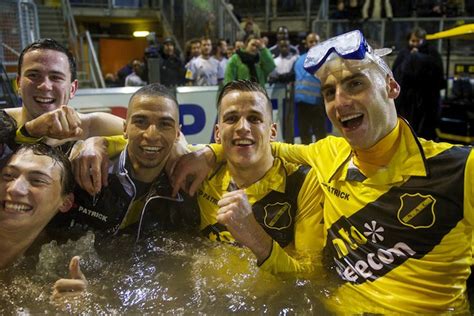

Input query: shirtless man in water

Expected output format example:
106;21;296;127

0;143;86;295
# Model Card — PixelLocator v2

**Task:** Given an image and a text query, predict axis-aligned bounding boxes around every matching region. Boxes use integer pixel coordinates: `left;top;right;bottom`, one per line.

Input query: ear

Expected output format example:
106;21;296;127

58;193;74;213
214;124;221;144
387;76;400;99
123;120;128;139
16;76;21;96
176;124;181;141
269;122;277;141
69;80;79;99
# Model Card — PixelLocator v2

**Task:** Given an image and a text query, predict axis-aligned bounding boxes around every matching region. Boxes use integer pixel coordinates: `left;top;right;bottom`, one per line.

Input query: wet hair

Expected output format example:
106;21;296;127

18;38;77;81
216;80;272;118
128;83;179;119
13;143;75;196
0;110;17;147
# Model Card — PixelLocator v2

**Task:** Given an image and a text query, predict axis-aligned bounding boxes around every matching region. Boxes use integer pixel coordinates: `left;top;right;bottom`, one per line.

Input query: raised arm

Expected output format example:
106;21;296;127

208;141;314;166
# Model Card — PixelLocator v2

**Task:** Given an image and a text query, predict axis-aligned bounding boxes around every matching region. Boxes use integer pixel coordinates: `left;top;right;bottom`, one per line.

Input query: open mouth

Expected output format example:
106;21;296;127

232;139;255;147
141;146;163;154
340;113;364;130
33;97;55;105
3;201;33;213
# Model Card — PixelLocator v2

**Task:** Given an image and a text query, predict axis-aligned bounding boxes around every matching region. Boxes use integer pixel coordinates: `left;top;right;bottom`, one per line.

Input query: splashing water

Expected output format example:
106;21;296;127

0;231;332;314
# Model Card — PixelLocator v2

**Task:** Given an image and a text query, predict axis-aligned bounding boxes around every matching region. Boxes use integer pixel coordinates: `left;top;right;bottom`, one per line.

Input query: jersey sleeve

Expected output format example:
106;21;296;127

294;167;325;253
104;135;127;158
185;60;196;81
208;143;224;163
271;142;315;166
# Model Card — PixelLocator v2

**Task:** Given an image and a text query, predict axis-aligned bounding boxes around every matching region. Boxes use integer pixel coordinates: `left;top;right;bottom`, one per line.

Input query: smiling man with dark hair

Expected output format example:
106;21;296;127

53;83;198;239
0;143;74;269
194;80;323;274
6;38;123;147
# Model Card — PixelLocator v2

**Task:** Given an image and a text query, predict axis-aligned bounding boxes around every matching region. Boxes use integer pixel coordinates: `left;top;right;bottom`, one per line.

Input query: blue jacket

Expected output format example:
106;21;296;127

294;53;322;106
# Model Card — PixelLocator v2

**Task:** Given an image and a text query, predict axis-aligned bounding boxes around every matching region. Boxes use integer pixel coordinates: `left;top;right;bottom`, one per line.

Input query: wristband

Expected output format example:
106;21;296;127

15;125;43;144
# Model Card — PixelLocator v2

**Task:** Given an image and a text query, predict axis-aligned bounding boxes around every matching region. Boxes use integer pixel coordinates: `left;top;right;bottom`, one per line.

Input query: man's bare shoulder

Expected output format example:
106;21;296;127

77;111;124;121
4;107;23;124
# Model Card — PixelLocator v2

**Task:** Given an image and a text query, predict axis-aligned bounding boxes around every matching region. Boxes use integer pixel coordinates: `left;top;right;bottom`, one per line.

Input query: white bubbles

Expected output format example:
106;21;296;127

1;231;332;314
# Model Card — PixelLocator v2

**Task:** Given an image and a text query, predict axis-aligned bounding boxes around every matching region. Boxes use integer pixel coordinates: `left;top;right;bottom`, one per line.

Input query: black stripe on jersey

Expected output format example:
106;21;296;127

323;146;471;285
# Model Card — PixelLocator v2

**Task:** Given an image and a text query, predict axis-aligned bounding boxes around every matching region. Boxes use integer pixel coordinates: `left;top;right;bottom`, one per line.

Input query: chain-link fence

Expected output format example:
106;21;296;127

0;0;39;67
160;0;242;57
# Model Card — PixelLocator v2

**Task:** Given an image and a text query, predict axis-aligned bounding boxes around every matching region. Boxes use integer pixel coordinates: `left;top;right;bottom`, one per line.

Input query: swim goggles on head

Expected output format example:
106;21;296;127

304;30;392;76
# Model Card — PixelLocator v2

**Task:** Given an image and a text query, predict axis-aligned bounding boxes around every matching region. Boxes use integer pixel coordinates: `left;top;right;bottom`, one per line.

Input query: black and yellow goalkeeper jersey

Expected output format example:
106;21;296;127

197;157;324;274
270;118;474;313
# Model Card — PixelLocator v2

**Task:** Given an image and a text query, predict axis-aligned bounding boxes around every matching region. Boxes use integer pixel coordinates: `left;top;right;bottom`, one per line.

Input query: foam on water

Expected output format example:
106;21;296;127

0;231;332;314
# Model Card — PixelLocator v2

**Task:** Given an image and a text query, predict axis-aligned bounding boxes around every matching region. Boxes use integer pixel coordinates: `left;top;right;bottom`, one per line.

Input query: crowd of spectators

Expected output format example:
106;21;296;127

103;23;330;143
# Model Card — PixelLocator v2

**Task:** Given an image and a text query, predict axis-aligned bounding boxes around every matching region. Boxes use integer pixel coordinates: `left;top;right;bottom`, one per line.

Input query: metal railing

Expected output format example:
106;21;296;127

19;0;40;48
311;17;474;55
0;0;40;67
68;0;160;9
159;0;242;54
61;0;80;63
84;30;105;88
158;0;184;59
217;0;244;45
61;0;105;88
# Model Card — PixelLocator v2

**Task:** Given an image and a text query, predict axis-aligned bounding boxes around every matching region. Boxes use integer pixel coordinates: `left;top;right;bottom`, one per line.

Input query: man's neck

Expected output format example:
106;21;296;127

353;120;401;176
129;155;168;183
227;155;274;189
0;229;37;269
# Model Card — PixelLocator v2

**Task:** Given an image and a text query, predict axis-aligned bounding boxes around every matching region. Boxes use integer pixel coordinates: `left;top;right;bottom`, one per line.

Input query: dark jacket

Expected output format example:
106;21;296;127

50;148;199;240
159;51;186;88
392;41;445;139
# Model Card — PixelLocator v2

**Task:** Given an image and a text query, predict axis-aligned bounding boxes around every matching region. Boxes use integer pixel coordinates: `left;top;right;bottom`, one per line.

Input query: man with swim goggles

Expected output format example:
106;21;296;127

304;29;392;79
